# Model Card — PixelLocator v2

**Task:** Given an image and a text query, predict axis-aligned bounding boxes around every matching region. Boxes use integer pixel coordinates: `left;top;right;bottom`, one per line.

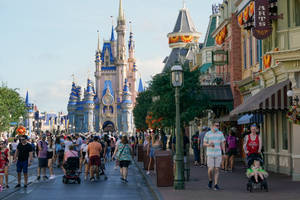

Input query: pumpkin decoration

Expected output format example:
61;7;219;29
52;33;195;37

215;26;227;46
238;12;244;26
249;1;255;17
243;5;250;22
263;54;272;69
181;35;193;43
169;36;180;44
16;126;26;136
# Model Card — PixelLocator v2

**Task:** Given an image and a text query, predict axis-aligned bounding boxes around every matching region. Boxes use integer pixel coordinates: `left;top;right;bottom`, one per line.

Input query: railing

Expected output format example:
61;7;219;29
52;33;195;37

199;72;231;85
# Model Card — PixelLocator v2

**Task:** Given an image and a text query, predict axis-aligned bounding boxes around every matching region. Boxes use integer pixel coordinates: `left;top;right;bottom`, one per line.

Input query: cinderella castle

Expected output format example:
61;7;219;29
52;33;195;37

67;0;144;134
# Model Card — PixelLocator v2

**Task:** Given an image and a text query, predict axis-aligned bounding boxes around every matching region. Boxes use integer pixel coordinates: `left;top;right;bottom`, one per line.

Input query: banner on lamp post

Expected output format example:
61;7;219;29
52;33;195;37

253;0;272;40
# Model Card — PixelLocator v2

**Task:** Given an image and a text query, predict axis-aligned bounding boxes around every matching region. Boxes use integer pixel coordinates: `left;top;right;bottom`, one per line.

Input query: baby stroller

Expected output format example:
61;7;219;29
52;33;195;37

246;153;268;192
63;157;81;184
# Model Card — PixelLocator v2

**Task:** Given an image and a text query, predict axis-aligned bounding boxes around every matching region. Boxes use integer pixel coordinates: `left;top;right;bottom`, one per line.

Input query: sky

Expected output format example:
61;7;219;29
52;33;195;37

0;0;222;113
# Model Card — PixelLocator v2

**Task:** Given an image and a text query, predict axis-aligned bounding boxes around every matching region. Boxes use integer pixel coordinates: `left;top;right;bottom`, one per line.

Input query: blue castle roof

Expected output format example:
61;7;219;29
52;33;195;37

101;42;114;63
138;78;144;92
111;26;115;41
102;80;114;97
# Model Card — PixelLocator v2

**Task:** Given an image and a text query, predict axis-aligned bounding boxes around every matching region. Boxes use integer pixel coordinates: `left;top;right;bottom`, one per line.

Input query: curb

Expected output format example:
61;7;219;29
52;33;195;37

133;158;164;200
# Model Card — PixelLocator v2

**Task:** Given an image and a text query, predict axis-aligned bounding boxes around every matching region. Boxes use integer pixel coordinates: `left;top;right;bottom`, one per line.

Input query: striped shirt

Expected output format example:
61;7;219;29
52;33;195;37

204;130;225;157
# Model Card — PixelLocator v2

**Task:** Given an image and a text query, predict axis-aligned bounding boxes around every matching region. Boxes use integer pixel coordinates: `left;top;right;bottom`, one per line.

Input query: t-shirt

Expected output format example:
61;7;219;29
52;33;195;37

17;143;33;161
191;134;199;149
76;137;83;151
199;131;207;147
64;150;78;162
117;143;131;161
226;135;238;150
64;140;73;152
81;143;88;152
204;130;225;157
11;142;18;151
38;141;48;158
172;135;190;156
87;142;102;157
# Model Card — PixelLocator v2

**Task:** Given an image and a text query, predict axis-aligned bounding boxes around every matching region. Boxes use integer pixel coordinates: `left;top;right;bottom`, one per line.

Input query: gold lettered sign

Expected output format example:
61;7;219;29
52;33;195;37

253;0;273;40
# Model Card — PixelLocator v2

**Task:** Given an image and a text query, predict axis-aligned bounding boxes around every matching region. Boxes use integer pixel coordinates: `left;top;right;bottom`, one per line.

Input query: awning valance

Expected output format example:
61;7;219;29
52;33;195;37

237;113;263;125
231;80;290;115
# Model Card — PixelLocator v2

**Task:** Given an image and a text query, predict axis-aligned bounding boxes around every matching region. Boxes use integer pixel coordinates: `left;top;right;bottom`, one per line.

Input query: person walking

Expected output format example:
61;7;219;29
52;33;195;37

243;124;262;167
9;139;18;164
191;131;200;166
224;128;238;172
13;135;33;188
147;134;162;175
199;127;208;166
37;134;48;181
203;121;225;191
47;135;55;179
87;136;102;181
113;136;132;183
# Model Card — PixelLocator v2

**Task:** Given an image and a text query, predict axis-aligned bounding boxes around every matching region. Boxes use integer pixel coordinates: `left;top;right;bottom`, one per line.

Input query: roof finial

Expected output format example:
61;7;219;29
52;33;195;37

87;68;91;80
129;21;132;33
71;74;75;83
97;30;100;51
110;17;115;41
183;0;186;9
118;0;125;21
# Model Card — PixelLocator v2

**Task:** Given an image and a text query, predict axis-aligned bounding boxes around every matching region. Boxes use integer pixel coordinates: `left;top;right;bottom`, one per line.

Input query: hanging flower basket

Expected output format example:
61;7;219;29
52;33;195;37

287;105;300;125
16;126;26;136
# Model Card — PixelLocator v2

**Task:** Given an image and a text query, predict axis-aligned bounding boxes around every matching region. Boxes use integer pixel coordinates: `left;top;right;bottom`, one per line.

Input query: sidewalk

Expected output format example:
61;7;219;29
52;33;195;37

135;156;300;200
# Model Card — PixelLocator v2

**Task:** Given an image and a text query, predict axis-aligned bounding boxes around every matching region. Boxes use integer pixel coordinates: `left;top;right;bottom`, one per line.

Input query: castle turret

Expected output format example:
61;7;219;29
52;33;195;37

67;82;78;133
127;24;137;104
121;79;133;135
138;78;144;93
95;31;102;97
25;91;34;136
110;25;117;58
83;79;95;132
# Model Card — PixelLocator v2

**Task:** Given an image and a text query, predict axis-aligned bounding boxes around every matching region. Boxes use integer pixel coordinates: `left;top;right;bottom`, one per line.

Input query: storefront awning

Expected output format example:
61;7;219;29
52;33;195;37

237;113;264;125
231;80;290;115
199;63;213;73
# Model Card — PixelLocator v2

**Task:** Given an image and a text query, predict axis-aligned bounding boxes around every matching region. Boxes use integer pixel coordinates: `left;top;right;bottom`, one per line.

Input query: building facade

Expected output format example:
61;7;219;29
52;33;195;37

67;0;143;135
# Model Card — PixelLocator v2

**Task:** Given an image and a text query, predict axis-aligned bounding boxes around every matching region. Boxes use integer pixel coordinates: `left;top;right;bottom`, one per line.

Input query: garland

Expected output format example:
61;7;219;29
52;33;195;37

287;105;300;125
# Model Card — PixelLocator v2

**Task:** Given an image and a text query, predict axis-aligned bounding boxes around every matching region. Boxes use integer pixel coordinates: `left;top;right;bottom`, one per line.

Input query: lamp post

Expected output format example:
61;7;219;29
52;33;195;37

171;63;184;190
287;90;300;106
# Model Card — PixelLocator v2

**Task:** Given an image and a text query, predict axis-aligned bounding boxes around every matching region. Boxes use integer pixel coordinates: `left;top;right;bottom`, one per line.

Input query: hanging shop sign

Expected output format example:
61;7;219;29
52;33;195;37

253;0;272;40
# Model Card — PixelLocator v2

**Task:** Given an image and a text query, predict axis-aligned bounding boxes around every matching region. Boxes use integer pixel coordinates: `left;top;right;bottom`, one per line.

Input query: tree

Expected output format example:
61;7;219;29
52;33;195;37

133;89;153;131
0;83;27;133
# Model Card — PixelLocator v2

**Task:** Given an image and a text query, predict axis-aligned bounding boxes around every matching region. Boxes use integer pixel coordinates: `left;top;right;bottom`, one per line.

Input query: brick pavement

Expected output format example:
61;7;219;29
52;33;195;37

135;157;300;200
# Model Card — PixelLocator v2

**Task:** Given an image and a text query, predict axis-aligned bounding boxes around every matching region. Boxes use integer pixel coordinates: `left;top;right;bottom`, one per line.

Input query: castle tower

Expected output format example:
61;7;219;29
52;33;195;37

67;82;78;133
83;79;95;132
25;91;34;136
127;24;137;104
121;79;133;135
116;0;127;100
95;31;102;97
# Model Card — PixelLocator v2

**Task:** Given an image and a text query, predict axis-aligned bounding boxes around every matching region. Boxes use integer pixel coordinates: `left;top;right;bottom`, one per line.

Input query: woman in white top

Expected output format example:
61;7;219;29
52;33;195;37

80;140;89;180
47;136;55;179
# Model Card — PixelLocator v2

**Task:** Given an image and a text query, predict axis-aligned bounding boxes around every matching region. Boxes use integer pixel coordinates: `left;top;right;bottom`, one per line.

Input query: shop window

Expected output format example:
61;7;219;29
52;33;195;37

282;112;288;150
296;0;300;26
270;114;275;149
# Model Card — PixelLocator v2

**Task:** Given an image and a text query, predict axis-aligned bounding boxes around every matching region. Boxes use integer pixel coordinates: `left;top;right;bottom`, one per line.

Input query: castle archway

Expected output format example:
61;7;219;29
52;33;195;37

102;121;115;132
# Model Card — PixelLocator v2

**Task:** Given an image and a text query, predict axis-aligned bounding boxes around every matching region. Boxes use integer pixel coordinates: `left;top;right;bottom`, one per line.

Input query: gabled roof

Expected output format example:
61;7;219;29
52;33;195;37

203;15;217;47
171;8;198;34
162;48;189;72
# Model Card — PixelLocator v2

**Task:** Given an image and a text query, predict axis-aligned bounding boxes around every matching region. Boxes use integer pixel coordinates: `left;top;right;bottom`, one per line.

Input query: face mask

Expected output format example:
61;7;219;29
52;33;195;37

214;128;219;132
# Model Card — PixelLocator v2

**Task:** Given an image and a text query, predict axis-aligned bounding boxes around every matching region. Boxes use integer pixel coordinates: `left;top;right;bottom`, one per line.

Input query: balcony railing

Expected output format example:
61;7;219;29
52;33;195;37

199;72;231;85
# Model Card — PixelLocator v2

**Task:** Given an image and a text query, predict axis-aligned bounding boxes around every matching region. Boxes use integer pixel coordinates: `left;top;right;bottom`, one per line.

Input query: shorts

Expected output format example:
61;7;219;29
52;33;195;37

10;150;16;156
119;160;131;168
89;156;101;167
207;156;222;168
149;149;155;158
38;158;48;168
226;148;237;157
17;160;28;173
47;152;54;159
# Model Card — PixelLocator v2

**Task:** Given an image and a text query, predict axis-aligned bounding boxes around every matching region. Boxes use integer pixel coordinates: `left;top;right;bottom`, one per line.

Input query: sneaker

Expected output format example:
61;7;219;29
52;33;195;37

36;176;41;181
43;176;49;181
24;184;27;188
214;184;220;191
90;177;95;182
208;181;213;189
146;171;150;175
5;185;9;189
15;184;21;188
84;176;87;181
124;179;128;183
49;175;55;180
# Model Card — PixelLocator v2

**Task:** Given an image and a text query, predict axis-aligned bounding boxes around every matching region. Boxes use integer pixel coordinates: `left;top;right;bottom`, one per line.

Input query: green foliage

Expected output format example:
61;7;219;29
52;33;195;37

133;89;153;130
133;62;209;129
0;83;27;133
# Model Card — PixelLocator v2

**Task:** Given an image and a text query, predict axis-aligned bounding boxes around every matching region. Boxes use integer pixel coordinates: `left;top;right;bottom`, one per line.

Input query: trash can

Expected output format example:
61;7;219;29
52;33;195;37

143;148;154;170
155;150;173;187
138;144;143;162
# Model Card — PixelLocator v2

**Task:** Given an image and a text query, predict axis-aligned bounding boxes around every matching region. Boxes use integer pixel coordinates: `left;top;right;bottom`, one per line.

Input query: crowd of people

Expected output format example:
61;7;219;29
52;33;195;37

0;131;138;191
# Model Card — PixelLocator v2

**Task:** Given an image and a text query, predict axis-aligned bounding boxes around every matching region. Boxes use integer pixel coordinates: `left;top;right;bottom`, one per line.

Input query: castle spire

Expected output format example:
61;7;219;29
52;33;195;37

25;91;29;106
97;30;100;51
118;0;125;21
183;0;186;10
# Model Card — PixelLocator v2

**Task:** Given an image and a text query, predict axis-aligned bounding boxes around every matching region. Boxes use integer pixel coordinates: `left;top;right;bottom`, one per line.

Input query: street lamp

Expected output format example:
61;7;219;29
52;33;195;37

171;63;184;190
287;90;299;106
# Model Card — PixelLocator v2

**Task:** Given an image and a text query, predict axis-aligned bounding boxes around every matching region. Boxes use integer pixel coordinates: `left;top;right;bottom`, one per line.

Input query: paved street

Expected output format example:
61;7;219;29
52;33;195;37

1;161;155;200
